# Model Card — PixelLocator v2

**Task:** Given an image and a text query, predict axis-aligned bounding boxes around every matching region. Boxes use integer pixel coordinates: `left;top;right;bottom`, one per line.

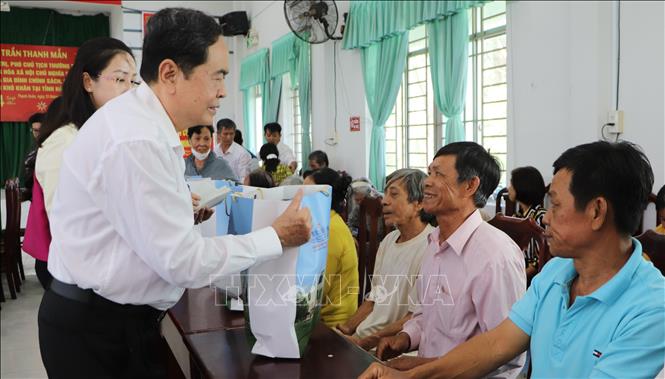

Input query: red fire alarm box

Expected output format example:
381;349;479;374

350;116;360;132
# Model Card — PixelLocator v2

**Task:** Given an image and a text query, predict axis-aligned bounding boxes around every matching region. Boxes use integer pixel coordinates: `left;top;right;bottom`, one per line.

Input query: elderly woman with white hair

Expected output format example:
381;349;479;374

346;177;383;236
337;169;435;350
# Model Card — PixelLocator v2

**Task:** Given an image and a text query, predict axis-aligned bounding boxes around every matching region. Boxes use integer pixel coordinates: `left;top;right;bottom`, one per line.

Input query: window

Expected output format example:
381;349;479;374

385;1;508;184
291;88;303;170
253;85;263;154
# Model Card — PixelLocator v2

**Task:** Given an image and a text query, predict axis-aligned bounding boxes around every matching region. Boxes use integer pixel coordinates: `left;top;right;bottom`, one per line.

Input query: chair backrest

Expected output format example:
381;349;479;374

3;178;21;254
495;187;516;216
488;213;551;272
635;193;658;236
357;196;384;304
637;229;665;276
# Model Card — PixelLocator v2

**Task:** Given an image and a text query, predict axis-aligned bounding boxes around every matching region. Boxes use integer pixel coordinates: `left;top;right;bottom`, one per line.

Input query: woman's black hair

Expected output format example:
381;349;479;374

308;168;352;214
36;37;134;147
259;143;280;173
510;166;547;207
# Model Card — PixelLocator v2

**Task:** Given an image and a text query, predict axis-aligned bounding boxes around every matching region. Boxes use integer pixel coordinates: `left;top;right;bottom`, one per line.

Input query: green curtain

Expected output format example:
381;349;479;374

361;33;409;191
239;49;270;152
265;34;295;124
429;9;469;143
294;38;312;171
342;0;487;49
0;6;109;187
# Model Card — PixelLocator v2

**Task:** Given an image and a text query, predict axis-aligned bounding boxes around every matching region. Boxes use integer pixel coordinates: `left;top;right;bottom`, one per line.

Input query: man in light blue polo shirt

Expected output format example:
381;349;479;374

358;141;665;379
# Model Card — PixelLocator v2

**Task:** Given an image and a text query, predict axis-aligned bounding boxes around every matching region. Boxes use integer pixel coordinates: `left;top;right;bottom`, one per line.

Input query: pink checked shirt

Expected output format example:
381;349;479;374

402;210;527;377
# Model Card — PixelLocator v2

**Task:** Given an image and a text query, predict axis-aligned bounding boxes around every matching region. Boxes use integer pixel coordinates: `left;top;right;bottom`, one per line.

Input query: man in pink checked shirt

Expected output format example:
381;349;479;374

374;142;527;378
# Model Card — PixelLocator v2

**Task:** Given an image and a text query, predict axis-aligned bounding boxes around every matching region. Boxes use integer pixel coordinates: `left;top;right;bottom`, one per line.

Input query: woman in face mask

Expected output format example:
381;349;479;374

25;37;138;290
184;124;238;182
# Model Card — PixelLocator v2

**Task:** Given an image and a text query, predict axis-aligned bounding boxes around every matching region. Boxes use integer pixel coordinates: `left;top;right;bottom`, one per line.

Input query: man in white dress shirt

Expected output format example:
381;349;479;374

213;118;252;182
38;8;311;378
264;122;297;173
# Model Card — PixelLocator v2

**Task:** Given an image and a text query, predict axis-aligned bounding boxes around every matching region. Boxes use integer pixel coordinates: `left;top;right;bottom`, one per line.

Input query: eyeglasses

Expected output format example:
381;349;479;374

98;74;141;88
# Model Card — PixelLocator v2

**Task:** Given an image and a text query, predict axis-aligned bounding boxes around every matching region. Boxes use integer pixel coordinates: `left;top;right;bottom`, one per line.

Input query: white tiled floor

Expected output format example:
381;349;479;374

1;256;48;379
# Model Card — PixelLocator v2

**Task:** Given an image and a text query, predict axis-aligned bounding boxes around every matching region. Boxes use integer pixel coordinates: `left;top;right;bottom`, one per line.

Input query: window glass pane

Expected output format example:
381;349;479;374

409;38;426;53
386;140;396;153
408;154;428;169
409;25;426;42
408;96;427;112
483;14;506;31
483;136;507;154
464;121;474;141
408;140;428;154
483;66;506;86
408;82;427;97
483;101;507;119
483;1;506;19
408;111;427;125
483;84;507;103
482;119;507;137
408;53;427;69
482;49;506;68
408;67;427;83
385;125;396;139
483;34;506;51
408;125;427;139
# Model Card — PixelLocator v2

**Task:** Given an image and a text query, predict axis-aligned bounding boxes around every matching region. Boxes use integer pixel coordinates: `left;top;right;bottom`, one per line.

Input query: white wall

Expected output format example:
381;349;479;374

508;1;664;192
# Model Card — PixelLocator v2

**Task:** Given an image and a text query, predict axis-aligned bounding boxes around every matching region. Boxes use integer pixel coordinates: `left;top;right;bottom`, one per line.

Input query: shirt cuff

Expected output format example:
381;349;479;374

401;320;421;350
508;310;533;337
248;227;283;264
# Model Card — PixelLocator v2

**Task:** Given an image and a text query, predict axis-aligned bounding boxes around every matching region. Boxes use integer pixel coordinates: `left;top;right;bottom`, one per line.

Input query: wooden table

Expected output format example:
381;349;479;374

163;288;375;379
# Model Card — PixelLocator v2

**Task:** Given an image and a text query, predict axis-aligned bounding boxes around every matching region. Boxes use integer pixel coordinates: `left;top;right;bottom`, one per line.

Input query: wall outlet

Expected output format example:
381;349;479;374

607;110;624;134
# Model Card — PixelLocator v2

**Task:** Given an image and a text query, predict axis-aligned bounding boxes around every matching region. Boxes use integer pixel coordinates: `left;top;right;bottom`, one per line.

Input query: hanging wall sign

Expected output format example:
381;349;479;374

350;116;360;132
0;44;78;122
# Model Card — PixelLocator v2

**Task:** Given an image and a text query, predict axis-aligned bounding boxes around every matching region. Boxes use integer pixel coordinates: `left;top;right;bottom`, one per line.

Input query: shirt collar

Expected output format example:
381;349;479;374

427;209;483;256
552;237;644;305
136;82;181;149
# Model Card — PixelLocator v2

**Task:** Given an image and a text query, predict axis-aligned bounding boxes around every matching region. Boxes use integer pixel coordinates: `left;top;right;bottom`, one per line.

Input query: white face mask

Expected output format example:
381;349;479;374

191;149;210;161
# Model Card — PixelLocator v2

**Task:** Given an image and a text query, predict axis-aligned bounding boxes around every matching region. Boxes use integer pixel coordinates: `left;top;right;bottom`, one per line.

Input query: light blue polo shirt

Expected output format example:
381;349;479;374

509;239;665;378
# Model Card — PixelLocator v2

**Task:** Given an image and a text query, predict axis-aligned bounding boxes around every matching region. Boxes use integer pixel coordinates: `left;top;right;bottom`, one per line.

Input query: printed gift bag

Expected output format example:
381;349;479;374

187;178;237;237
228;185;331;358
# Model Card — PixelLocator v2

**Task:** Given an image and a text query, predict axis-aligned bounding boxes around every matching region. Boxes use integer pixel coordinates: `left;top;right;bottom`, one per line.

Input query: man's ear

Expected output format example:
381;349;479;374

466;176;481;201
158;59;179;94
587;197;609;231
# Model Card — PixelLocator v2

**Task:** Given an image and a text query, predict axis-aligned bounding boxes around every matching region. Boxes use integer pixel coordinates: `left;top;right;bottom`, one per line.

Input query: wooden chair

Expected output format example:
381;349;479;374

637;229;665;276
2;178;23;300
356;196;384;305
495;187;516;216
634;193;658;236
488;214;551;280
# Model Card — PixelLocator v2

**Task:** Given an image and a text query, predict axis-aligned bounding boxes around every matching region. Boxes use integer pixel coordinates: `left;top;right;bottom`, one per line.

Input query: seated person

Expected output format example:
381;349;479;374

184;125;237;182
304;168;359;327
280;175;304;186
347;177;382;236
337;169;435;351
243;169;274;188
264;122;297;173
360;141;665;379
259;143;292;186
373;142;526;377
508;166;548;279
655;185;664;234
308;150;329;170
214;118;252;182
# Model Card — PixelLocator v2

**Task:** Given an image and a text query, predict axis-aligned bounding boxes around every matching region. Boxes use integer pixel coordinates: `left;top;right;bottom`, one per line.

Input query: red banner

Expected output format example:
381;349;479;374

143;12;155;37
1;44;78;122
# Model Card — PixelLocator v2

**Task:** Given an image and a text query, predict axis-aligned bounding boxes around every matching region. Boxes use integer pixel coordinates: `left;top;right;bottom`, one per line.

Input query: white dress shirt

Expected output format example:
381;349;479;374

213;141;252;181
277;141;296;166
48;83;283;310
35;123;78;216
